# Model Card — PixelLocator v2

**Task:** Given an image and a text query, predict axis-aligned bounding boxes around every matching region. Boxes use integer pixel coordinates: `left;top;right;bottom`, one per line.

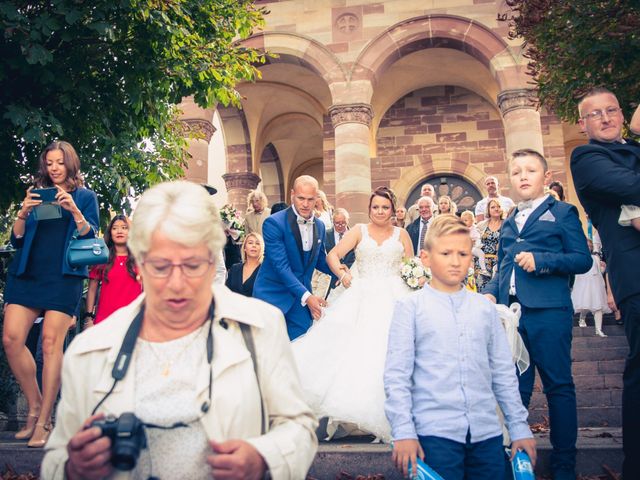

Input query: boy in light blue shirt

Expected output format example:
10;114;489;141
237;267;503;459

384;214;536;479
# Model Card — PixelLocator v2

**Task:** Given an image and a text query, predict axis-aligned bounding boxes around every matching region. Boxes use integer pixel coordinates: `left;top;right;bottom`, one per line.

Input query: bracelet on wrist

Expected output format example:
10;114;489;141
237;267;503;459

75;217;86;224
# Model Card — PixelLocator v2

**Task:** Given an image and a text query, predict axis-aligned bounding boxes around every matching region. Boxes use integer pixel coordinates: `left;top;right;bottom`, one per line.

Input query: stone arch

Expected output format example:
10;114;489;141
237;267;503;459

352;14;527;92
241;31;348;87
259;143;284;205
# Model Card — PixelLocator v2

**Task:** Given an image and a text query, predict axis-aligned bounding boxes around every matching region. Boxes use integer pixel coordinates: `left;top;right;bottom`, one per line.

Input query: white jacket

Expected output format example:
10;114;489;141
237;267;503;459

41;285;318;479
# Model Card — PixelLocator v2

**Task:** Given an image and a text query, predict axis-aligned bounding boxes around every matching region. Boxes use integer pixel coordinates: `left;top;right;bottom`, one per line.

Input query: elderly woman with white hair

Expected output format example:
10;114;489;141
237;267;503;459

41;181;318;480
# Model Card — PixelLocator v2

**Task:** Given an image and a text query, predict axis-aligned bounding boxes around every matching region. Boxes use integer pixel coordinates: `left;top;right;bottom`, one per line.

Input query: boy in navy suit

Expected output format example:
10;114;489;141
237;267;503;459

484;149;591;480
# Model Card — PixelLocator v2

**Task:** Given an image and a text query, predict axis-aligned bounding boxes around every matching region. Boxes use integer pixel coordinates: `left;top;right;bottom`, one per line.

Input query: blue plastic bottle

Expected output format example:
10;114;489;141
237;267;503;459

511;450;535;480
407;457;445;480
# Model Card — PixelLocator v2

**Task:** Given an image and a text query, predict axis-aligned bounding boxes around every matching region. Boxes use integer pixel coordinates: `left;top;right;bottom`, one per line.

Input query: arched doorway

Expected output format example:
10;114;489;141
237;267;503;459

407;174;482;213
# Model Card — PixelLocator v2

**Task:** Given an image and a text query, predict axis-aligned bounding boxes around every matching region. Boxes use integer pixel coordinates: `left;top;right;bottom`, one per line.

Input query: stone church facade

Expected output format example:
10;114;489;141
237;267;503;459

178;0;587;223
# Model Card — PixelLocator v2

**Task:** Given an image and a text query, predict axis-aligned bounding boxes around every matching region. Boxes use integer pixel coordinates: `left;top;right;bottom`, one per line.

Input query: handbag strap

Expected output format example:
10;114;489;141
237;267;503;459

239;322;266;435
71;225;98;241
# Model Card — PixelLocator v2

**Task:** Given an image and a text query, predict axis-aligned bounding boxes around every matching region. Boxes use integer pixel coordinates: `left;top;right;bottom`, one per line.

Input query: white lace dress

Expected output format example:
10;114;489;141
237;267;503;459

292;225;411;442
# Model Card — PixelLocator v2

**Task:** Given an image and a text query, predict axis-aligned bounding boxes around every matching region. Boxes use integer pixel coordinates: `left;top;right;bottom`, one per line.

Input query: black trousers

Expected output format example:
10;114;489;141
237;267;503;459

621;293;640;479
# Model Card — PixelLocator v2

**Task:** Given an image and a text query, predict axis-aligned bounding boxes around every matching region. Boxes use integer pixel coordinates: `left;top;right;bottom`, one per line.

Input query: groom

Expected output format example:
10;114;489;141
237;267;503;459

253;175;335;340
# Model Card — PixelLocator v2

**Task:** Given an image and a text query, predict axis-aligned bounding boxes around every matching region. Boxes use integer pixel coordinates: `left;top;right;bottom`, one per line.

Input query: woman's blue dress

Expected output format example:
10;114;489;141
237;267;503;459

4;209;83;316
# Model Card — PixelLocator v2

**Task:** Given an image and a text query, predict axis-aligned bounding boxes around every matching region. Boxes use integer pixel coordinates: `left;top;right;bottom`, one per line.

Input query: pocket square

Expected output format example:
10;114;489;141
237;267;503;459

539;211;556;222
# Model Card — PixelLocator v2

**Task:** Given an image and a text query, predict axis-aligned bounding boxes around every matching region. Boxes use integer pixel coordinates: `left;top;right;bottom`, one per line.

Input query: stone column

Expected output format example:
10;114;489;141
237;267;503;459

497;89;544;155
222;172;261;211
182;119;216;185
329;103;373;224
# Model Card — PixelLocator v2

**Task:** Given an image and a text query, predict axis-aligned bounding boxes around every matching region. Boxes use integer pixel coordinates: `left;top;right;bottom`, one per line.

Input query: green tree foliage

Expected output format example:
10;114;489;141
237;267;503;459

0;0;265;219
503;0;640;122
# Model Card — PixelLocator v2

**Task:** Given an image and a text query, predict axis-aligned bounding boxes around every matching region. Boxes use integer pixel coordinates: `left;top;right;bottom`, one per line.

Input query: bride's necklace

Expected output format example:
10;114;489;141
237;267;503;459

144;325;206;377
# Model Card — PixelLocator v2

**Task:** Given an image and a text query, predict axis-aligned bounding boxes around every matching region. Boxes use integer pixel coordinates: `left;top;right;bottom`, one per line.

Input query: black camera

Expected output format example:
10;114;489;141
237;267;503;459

91;412;147;471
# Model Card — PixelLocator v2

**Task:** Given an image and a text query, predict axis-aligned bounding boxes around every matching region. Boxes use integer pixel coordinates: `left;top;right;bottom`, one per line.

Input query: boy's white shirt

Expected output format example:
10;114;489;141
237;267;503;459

510;194;549;295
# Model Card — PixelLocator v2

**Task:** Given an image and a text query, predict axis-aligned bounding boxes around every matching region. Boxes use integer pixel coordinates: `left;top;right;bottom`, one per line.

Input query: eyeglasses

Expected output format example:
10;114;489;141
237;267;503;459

334;221;348;227
582;107;620;121
141;258;214;278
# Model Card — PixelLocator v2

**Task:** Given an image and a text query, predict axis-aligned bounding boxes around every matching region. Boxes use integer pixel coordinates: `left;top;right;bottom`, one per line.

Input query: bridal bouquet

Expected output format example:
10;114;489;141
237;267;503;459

401;257;430;290
220;204;245;241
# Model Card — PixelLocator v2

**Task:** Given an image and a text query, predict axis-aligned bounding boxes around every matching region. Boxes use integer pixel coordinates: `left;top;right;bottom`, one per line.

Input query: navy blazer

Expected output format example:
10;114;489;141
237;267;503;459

406;217;424;254
324;228;355;290
9;187;100;278
253;207;332;313
483;196;591;308
571;139;640;304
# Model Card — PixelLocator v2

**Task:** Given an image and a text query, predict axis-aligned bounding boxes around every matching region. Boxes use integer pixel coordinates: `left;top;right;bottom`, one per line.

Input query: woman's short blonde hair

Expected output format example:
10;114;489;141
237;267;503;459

315;190;332;212
486;198;504;219
129;181;225;261
247;190;268;211
241;232;265;263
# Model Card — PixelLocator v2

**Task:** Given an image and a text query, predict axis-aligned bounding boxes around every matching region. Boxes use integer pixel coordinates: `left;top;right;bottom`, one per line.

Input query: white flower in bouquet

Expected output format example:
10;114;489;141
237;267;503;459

400;257;430;290
219;204;245;241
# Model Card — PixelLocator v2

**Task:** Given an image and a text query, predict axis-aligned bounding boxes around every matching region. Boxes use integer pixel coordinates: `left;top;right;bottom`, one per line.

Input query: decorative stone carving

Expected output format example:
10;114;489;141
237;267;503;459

497;89;538;116
336;13;359;34
328;103;373;128
182;119;216;142
222;172;262;190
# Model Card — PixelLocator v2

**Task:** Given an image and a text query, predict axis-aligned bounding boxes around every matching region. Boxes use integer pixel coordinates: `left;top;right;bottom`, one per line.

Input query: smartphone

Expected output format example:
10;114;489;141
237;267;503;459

32;187;58;203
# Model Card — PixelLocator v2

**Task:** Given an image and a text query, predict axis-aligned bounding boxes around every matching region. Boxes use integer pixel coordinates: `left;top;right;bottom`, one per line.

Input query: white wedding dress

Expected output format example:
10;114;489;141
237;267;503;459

292;224;411;442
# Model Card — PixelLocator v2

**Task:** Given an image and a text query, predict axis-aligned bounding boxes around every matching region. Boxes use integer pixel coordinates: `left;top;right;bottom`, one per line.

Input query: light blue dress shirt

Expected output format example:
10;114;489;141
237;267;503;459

384;284;532;444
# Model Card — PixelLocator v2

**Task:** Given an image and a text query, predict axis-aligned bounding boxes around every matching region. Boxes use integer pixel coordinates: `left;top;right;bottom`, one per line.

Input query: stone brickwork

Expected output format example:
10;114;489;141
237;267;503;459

375;85;508;203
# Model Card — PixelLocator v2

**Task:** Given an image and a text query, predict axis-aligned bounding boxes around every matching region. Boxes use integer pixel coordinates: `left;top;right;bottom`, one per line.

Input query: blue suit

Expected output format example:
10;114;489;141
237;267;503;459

483;196;591;476
571;138;640;478
253;207;332;340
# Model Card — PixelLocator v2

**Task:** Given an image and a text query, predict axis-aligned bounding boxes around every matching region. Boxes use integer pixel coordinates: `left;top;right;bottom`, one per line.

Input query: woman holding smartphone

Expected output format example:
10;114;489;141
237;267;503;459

2;141;99;447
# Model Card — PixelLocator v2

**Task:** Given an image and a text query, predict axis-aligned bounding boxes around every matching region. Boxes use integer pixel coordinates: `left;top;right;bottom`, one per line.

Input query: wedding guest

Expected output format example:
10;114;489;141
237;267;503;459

2;141;99;447
225;232;264;297
84;215;142;329
475;199;504;290
323;208;355;292
314;190;333;229
386;214;535;479
407;196;435;256
270;202;288;215
406;184;436;225
393;206;407;228
41;181;318;480
437;195;457;215
461;210;489;279
485;149;591;480
244;190;270;236
549;181;566;202
572;239;609;337
475;176;515;222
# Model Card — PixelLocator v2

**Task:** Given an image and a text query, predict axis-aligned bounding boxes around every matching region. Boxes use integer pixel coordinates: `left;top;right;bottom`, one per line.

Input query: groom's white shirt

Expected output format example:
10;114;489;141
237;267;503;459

291;204;313;305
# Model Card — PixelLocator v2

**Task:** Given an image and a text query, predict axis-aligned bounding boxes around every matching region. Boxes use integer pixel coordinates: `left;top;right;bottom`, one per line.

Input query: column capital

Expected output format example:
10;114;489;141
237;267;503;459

497;89;538;116
328;103;373;128
182;118;216;142
222;172;261;190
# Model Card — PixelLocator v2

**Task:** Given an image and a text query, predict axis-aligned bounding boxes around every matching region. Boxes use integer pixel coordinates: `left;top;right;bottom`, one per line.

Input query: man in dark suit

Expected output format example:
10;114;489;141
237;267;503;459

570;87;640;479
484;149;591;479
324;208;355;291
406;196;435;255
253;175;334;340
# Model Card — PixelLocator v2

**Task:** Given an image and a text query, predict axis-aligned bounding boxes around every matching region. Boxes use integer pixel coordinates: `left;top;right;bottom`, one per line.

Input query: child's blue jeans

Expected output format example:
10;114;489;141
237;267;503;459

418;431;505;480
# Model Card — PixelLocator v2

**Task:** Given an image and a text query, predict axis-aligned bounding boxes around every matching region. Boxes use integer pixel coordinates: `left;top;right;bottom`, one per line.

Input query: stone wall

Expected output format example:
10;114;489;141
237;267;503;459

374;85;508;205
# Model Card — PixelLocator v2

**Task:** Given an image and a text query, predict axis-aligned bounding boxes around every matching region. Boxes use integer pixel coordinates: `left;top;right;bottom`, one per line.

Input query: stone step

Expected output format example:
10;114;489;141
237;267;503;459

530;388;622;409
0;429;623;478
570;373;623;390
571;334;628;348
307;428;622;479
571;359;625;375
529;406;622;428
572;324;625;336
571;346;628;362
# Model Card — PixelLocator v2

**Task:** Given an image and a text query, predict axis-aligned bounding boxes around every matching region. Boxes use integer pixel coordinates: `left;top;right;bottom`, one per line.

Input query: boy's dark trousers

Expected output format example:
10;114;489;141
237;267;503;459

516;303;577;476
418;431;505;480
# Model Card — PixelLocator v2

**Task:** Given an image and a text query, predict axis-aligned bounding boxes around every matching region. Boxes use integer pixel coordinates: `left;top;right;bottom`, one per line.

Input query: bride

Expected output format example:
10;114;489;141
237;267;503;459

292;186;414;442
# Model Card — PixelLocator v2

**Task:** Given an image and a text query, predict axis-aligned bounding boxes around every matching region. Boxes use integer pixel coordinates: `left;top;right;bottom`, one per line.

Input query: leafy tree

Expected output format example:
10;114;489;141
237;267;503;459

503;0;640;122
0;0;265;220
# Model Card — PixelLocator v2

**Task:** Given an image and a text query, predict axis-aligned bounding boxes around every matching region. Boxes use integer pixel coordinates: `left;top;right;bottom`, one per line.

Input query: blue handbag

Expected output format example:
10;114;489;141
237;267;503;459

66;228;109;268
